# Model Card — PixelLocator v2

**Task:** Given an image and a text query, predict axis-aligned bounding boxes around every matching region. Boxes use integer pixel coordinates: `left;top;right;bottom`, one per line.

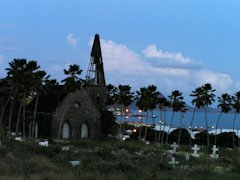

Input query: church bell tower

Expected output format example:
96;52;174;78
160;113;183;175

86;34;106;86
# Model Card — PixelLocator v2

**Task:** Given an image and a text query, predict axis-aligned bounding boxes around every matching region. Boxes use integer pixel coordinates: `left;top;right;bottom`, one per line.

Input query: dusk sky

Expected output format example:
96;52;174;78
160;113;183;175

1;0;240;104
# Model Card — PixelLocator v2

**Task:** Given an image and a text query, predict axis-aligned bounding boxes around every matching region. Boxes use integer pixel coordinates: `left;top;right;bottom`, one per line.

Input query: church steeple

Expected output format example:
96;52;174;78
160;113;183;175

86;34;106;86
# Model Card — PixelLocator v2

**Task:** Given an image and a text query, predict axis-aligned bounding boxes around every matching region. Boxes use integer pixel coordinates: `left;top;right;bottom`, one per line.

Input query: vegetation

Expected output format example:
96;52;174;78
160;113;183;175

1;58;240;149
0;138;240;179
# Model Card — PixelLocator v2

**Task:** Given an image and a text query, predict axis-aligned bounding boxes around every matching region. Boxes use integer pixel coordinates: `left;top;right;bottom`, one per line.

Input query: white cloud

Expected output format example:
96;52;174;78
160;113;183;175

66;33;78;47
88;37;240;103
89;38;149;74
143;44;192;64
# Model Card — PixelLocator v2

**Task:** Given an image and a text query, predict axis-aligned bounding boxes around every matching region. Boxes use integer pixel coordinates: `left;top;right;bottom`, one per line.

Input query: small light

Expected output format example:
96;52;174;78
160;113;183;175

133;129;137;133
138;109;142;113
212;126;214;129
126;109;129;112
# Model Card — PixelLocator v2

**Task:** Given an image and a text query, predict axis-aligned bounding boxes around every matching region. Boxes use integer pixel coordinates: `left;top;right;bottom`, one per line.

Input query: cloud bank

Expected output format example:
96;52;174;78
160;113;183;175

89;37;240;102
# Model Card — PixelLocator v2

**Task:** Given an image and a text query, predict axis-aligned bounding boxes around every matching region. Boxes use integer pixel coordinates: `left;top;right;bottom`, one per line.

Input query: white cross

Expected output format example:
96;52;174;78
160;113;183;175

191;144;200;158
210;145;219;159
170;142;179;154
168;157;179;167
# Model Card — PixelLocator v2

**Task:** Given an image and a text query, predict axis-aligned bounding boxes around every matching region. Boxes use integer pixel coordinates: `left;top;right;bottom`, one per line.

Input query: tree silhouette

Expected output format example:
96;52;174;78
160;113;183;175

166;90;185;144
189;87;204;146
115;85;134;136
201;83;216;147
232;91;240;148
135;85;159;141
215;93;233;145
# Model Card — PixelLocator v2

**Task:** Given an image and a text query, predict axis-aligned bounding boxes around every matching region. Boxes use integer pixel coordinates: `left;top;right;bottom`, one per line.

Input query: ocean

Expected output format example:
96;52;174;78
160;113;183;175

116;109;240;131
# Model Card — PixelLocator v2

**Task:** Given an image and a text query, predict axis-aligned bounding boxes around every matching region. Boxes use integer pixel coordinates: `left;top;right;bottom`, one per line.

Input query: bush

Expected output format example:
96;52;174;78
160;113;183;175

193;131;215;146
168;128;191;145
216;132;238;148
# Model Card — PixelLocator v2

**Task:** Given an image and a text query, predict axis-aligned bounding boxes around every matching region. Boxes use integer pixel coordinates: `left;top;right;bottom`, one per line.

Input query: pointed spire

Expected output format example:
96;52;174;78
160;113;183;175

91;34;102;58
86;34;106;86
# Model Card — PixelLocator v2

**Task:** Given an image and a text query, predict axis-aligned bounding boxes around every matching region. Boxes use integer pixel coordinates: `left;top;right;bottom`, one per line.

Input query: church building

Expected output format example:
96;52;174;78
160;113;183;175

29;34;108;139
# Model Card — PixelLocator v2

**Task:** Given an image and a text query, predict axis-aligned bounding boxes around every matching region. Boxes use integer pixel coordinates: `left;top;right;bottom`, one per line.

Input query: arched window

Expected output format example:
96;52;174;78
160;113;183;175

81;123;89;138
62;122;70;139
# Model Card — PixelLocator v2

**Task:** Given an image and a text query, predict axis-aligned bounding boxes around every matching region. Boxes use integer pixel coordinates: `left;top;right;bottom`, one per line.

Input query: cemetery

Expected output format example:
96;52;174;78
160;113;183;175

1;135;240;179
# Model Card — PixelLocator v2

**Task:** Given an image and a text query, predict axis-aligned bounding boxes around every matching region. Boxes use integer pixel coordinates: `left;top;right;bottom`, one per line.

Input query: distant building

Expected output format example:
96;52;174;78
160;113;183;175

28;34;107;139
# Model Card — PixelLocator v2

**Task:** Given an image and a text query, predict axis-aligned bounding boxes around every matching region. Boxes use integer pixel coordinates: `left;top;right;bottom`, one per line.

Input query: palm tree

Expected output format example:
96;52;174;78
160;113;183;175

147;85;160;142
189;87;204;145
232;91;240;148
0;78;12;129
177;104;187;145
214;93;233;145
115;85;134;136
161;100;170;144
30;70;48;138
135;85;159;141
106;84;117;107
166;90;185;144
61;64;84;92
201;83;216;147
157;97;169;143
5;59;29;136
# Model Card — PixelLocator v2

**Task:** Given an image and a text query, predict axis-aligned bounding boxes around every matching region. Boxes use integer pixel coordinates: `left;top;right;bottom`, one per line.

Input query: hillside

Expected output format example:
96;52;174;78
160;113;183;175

0;138;240;179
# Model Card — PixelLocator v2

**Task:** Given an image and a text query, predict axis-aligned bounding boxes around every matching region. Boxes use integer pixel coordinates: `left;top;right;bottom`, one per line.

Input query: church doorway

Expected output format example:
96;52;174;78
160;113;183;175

81;123;89;138
62;122;70;139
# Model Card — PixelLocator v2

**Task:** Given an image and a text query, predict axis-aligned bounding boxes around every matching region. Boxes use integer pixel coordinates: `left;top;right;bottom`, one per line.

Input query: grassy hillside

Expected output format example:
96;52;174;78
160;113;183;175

0;138;240;179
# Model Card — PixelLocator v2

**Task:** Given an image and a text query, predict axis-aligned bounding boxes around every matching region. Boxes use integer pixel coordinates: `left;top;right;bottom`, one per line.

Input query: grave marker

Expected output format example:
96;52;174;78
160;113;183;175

14;137;22;142
185;152;190;160
170;142;179;154
210;145;219;159
191;144;200;158
39;140;48;147
69;160;81;166
168;157;178;167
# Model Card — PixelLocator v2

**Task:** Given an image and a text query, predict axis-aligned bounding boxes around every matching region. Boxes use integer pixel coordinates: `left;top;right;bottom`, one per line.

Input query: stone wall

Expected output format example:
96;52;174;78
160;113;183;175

51;88;101;139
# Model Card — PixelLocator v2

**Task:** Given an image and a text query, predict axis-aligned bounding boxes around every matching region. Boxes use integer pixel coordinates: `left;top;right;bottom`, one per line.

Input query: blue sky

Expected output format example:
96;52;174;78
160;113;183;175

1;0;240;104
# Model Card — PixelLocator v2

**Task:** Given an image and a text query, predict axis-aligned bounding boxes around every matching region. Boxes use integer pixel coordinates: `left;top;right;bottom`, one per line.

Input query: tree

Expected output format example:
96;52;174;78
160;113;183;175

215;93;233;145
189;87;204;146
106;84;117;106
135;85;159;141
114;85;134;136
165;90;185;144
0;78;12;129
61;64;84;92
232;91;240;148
178;106;187;145
157;97;170;143
201;83;216;147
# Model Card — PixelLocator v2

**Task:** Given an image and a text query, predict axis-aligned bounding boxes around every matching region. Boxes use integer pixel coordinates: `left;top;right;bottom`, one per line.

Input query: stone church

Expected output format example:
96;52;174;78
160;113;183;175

29;34;108;139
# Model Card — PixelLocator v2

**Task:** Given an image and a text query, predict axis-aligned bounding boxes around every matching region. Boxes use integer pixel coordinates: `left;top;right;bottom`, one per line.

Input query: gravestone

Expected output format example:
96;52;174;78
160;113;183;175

210;145;219;159
62;146;70;151
39;140;48;147
170;142;179;154
169;157;178;167
191;144;200;158
185;152;190;160
69;160;81;166
14;137;22;142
